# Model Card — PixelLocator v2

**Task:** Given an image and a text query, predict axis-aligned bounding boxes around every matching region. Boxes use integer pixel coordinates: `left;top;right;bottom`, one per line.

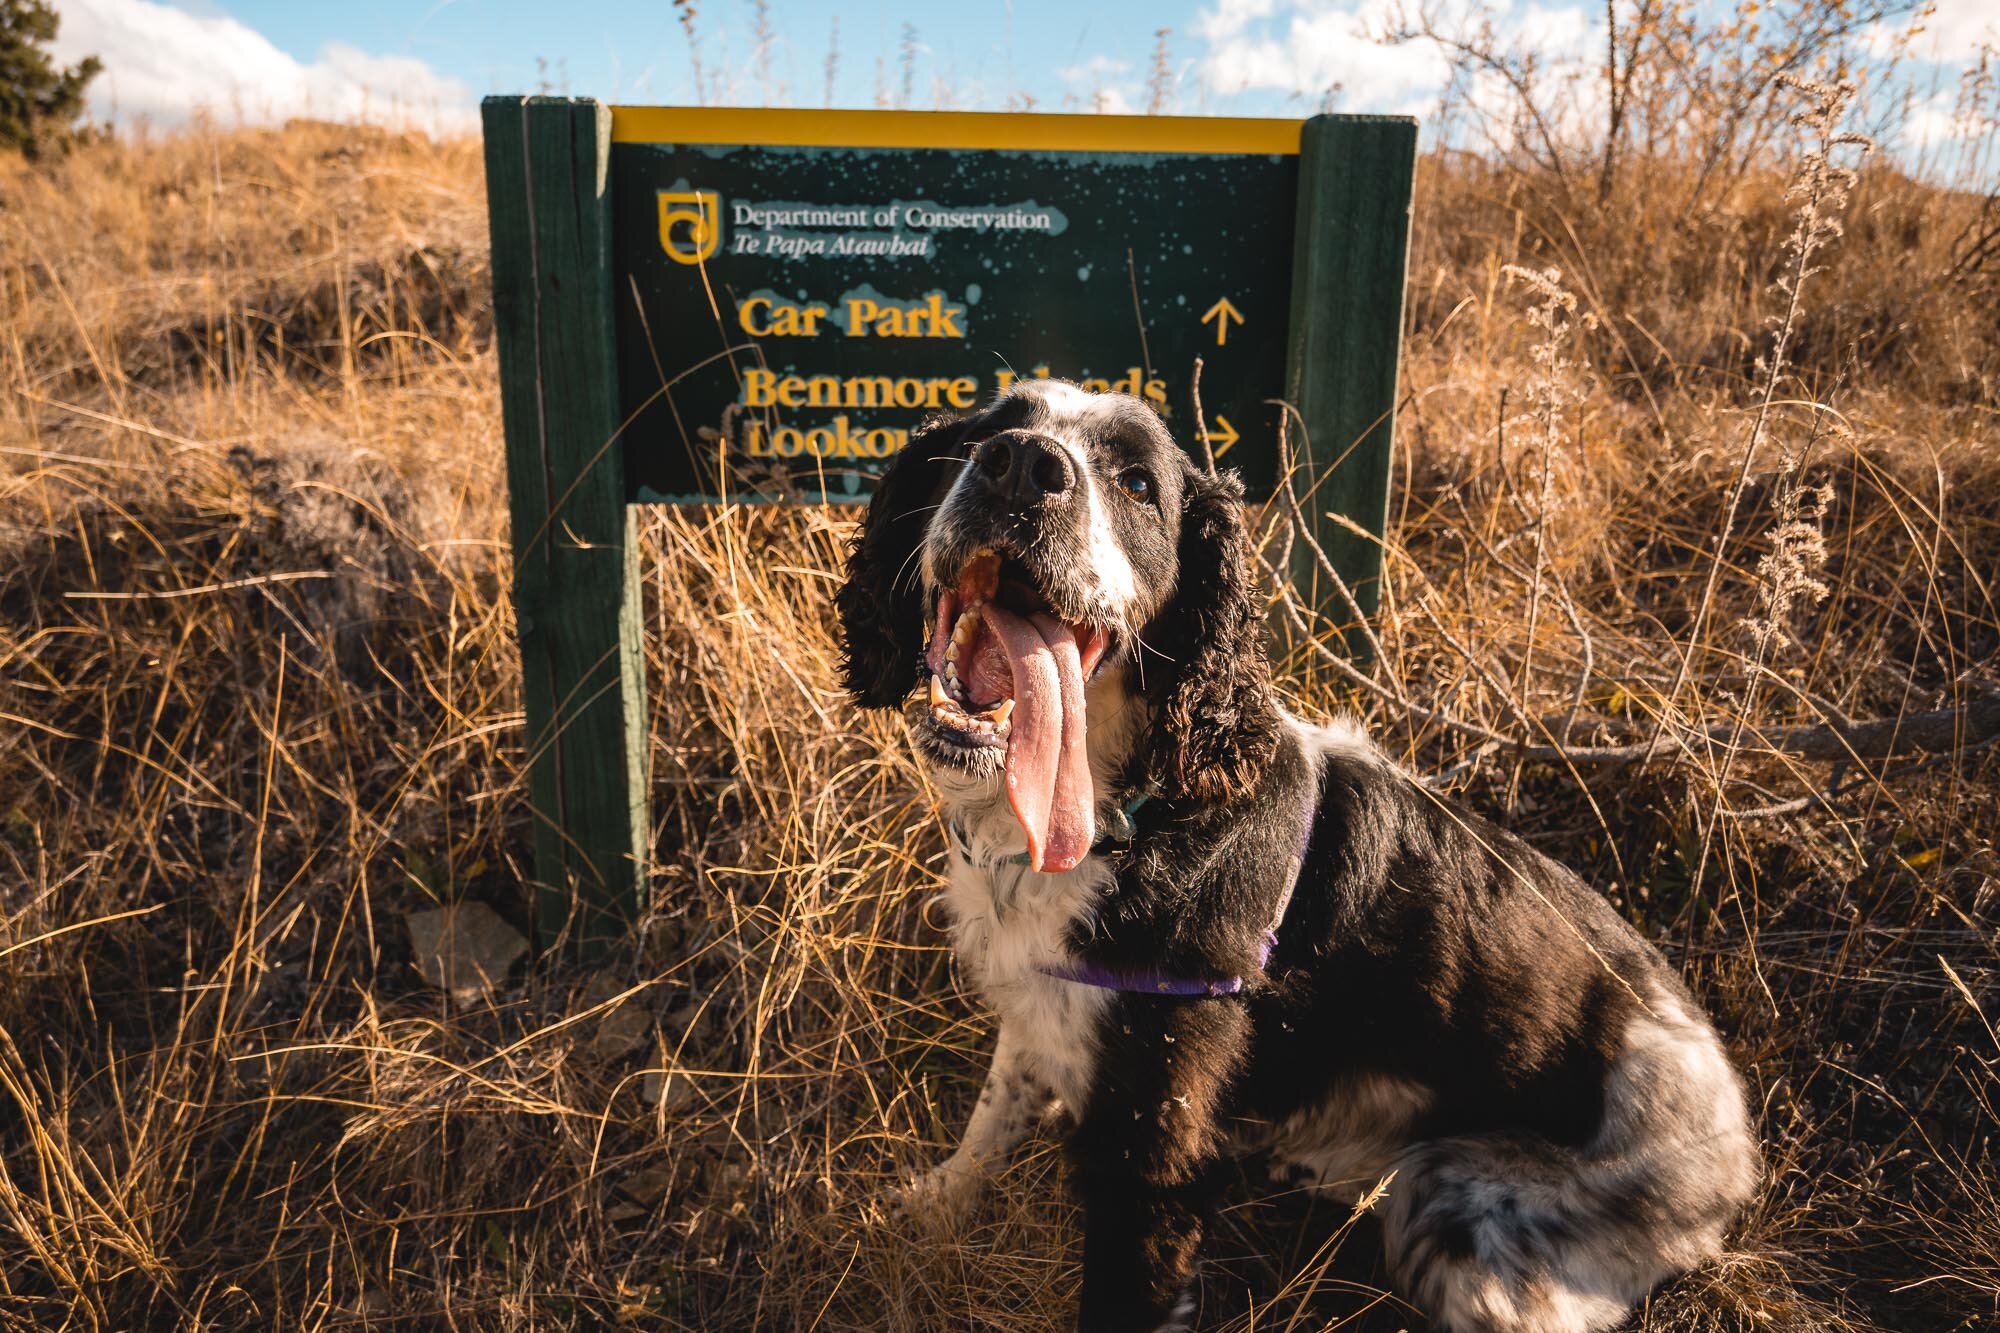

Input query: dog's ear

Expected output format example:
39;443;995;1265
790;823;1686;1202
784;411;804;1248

1138;468;1281;803
835;412;976;708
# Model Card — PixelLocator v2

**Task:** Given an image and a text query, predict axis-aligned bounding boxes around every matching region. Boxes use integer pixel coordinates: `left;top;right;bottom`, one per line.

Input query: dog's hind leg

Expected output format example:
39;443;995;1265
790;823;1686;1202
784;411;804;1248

1381;1133;1646;1333
1380;994;1759;1332
898;1021;1057;1224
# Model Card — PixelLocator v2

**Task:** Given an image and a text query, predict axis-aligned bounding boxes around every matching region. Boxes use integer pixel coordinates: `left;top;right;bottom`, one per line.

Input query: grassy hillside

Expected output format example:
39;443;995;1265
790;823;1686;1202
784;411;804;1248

0;93;1995;1331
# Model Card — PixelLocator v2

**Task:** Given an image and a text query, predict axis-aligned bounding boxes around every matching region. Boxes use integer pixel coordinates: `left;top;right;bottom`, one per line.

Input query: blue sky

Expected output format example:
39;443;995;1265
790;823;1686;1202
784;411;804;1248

50;0;2000;159
176;0;1216;112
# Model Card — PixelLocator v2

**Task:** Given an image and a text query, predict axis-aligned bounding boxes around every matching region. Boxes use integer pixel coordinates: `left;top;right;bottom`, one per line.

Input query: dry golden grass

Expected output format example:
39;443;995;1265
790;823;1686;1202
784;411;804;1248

0;98;1995;1331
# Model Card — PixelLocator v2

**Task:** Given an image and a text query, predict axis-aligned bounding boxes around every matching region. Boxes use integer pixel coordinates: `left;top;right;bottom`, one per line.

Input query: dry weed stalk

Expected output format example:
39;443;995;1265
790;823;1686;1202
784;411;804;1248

1145;28;1175;115
1741;465;1835;658
1499;263;1595;782
823;17;840;110
1656;75;1874;751
750;0;778;105
898;24;921;111
673;0;706;108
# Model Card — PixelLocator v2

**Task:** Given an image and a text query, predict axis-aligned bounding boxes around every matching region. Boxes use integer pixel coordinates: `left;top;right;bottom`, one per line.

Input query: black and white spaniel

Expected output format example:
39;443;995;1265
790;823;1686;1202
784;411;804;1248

835;380;1759;1333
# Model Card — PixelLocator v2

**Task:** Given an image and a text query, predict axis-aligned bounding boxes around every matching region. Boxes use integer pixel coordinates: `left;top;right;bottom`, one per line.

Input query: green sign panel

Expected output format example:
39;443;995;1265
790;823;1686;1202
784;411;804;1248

609;112;1304;503
481;100;1414;951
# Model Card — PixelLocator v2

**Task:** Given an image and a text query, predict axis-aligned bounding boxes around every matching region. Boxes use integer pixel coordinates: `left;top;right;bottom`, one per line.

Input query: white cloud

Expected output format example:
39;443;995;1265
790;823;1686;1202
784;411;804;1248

1190;0;1991;171
1194;0;1452;114
1901;89;1960;145
1846;0;1996;62
52;0;475;135
1192;0;1614;129
1196;0;1283;43
1889;82;1997;183
1060;54;1132;84
1461;3;1607;141
1511;1;1595;57
1907;0;2000;59
1058;53;1143;114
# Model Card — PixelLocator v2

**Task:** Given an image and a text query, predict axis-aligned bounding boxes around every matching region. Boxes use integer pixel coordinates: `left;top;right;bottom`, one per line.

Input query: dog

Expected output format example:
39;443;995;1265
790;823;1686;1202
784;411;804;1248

834;379;1760;1332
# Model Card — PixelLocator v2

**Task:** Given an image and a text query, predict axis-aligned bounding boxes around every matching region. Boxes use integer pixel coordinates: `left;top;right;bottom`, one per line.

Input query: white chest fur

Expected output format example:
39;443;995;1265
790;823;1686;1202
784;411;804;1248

942;821;1112;1110
924;670;1145;1109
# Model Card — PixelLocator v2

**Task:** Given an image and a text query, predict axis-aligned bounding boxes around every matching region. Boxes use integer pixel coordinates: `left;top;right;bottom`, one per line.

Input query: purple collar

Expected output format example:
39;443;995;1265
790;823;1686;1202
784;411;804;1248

1037;782;1316;998
1036;926;1282;997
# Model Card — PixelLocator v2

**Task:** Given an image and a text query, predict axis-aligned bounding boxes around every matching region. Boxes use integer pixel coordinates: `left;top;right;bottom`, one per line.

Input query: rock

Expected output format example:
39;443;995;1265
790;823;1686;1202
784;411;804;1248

582;972;654;1061
403;900;528;1008
640;1067;696;1113
618;1162;675;1206
640;1031;697;1112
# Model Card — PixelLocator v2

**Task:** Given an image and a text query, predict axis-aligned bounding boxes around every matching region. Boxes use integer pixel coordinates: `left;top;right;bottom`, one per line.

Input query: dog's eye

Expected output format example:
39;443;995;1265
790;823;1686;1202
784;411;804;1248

1115;469;1154;504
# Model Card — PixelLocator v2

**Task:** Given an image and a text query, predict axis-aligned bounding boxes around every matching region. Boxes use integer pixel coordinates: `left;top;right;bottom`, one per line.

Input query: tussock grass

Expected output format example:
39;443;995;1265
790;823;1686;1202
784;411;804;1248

1;95;1996;1332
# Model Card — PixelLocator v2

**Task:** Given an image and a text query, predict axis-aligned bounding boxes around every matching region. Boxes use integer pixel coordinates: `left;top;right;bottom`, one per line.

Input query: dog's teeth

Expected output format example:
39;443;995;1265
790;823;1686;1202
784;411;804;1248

930;675;949;708
989;698;1015;726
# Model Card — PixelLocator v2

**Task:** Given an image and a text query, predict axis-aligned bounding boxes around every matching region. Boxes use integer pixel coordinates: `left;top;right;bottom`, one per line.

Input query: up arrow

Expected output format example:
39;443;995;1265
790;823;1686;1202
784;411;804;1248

1200;297;1244;346
1198;415;1240;458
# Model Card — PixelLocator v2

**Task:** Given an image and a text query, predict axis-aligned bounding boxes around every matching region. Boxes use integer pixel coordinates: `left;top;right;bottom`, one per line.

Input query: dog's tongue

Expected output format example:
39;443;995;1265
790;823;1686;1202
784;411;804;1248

979;602;1094;871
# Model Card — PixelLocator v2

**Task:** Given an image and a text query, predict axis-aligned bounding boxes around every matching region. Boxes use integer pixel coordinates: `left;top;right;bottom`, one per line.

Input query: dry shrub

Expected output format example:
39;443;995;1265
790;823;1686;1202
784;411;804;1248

1396;0;2000;405
0;47;1996;1333
0;118;488;397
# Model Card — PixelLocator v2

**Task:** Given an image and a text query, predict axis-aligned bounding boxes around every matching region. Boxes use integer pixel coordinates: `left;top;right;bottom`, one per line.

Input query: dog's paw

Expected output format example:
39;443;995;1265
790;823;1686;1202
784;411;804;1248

1076;1287;1195;1333
891;1160;982;1229
1155;1289;1197;1332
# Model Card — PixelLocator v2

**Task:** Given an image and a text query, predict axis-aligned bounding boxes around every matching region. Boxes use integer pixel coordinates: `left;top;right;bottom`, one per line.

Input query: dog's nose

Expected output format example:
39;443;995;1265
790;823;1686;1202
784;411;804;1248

974;432;1074;503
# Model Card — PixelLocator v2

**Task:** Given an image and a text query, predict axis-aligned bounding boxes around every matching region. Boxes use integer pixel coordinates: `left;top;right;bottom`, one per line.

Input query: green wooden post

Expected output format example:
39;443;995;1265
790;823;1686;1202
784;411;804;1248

481;96;648;953
1283;115;1418;656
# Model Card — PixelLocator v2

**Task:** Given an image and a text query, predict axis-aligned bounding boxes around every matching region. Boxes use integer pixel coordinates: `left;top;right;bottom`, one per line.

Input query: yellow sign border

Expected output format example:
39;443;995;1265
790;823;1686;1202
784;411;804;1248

608;106;1303;155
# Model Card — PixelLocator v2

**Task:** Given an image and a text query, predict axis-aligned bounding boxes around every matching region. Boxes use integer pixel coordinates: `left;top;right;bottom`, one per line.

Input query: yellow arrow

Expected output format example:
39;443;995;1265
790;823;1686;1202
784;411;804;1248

1199;415;1240;458
1200;296;1244;346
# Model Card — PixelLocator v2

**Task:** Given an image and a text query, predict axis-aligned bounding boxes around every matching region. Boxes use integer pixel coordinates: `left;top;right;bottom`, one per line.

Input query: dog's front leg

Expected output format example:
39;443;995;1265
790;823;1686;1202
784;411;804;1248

1068;998;1250;1333
900;1021;1055;1223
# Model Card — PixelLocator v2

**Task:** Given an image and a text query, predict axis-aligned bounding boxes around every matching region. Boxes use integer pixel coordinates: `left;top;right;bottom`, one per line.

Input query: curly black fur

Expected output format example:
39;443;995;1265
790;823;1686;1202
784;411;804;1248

834;412;976;707
1135;469;1281;804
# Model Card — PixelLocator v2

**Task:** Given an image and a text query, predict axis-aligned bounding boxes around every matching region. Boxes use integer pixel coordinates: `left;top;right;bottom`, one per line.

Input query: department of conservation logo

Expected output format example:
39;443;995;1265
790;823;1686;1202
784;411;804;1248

658;190;721;265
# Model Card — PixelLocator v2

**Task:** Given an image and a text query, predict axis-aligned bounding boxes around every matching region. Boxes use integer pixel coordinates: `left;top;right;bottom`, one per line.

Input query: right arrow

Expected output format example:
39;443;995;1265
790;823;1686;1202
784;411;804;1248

1199;415;1239;458
1200;297;1244;346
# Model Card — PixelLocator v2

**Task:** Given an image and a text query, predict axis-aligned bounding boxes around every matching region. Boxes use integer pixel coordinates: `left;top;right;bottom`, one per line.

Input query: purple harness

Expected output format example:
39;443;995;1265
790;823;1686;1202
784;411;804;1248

1036;945;1278;997
950;785;1316;998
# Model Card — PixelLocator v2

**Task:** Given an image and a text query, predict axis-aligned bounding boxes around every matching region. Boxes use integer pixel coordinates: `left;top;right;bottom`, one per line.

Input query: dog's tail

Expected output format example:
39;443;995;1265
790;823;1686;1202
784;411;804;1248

1382;989;1761;1333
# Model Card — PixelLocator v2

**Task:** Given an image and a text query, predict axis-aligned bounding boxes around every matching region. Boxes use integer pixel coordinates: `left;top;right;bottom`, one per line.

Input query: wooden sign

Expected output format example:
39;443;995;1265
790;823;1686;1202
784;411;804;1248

481;98;1414;950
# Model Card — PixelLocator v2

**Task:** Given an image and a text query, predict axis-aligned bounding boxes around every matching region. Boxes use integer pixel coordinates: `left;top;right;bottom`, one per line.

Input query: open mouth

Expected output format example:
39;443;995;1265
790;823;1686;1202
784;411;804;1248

924;549;1110;873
